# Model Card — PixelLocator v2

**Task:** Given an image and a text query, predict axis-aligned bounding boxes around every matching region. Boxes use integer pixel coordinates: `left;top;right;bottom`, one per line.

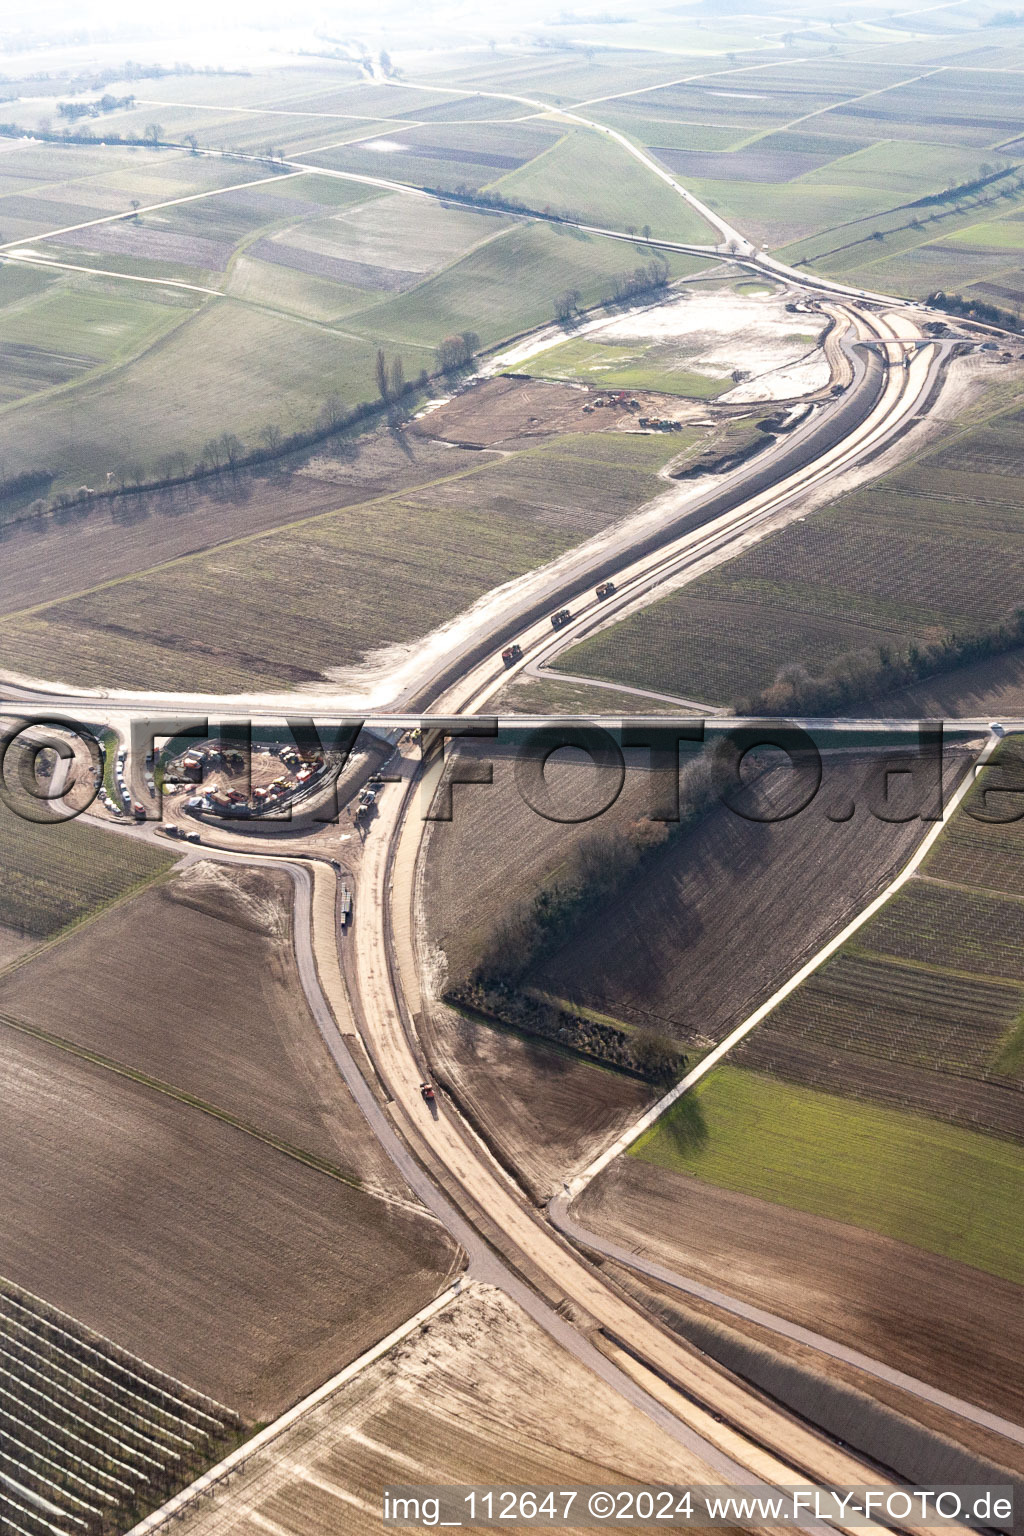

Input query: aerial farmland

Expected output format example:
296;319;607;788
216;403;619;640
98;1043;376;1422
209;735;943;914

2;1;1024;1532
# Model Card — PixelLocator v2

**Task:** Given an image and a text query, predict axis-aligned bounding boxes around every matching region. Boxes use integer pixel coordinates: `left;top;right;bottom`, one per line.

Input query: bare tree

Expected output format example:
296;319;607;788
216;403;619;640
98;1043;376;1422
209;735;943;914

220;433;244;472
321;393;345;430
554;288;581;323
144;122;162;147
389;355;405;401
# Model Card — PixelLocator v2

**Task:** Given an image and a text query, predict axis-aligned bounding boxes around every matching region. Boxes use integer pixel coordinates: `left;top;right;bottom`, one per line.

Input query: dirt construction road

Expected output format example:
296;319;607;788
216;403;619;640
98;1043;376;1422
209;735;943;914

316;739;979;1535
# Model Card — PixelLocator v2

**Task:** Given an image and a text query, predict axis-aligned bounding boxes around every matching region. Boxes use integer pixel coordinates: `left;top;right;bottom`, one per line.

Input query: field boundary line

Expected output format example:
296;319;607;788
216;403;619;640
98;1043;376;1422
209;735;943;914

0;252;223;297
562;730;997;1200
124;1282;464;1536
0;167;312;255
0;284;206;429
529;662;726;713
0;1009;382;1197
0;854;180;988
0;1276;235;1418
552;1206;1024;1449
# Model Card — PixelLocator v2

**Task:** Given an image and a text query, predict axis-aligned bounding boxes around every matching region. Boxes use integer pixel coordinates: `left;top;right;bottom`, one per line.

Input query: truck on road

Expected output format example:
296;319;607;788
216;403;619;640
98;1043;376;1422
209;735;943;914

550;608;571;629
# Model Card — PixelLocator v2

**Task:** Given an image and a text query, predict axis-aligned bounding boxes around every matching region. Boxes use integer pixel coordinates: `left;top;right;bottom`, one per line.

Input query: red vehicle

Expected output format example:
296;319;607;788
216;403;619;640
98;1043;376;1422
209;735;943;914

501;643;523;667
550;608;571;630
420;1082;436;1103
595;581;616;601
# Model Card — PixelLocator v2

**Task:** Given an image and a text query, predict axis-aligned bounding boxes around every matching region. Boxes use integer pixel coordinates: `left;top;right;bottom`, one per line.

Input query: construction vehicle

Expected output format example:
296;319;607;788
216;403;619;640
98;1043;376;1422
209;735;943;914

420;1082;436;1103
595;581;616;600
550;608;571;629
501;643;523;667
339;885;353;928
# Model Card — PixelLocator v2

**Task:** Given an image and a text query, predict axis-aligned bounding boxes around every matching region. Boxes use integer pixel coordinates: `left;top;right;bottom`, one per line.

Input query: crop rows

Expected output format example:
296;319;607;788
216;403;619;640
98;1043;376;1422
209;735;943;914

763;952;1023;1077
927;822;1024;900
0;801;173;940
929;426;1024;481
0;1279;241;1536
860;882;1024;984
558;395;1024;706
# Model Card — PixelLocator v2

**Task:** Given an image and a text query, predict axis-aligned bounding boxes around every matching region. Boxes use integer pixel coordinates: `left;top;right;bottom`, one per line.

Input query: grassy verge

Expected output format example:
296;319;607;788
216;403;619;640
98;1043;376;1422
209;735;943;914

632;1065;1024;1283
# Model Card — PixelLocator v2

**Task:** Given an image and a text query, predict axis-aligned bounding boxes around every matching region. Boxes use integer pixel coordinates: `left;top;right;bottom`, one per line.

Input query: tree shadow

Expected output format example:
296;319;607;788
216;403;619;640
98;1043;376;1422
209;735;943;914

662;1093;709;1159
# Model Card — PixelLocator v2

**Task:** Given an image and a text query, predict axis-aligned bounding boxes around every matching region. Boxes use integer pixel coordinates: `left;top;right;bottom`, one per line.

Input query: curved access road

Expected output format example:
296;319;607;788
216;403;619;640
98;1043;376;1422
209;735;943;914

253;858;772;1488
0;302;946;727
414;306;946;717
540;733;1024;1452
327;737;977;1536
549;1199;1024;1453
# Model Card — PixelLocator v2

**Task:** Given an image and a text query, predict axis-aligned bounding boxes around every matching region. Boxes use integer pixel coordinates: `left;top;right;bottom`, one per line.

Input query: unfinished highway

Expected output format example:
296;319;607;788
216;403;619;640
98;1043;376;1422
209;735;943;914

0;257;995;1535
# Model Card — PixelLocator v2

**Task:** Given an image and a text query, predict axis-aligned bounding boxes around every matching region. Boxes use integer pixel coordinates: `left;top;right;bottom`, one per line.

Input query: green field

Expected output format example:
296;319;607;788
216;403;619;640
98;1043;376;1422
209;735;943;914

633;1066;1024;1283
370;224;707;349
524;335;730;397
0;800;175;940
0;122;711;493
0;295;409;486
491;128;712;242
4;37;1024;558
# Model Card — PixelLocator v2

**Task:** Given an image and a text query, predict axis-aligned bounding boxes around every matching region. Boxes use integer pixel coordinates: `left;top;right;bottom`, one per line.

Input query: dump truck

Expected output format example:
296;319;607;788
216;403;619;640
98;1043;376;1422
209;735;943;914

595;581;616;600
420;1082;436;1103
550;608;571;629
501;643;523;667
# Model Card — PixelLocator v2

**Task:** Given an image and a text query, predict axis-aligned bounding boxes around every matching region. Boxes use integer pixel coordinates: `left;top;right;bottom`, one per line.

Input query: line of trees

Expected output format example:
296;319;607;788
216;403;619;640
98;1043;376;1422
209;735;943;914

606;257;670;307
928;289;1024;334
446;980;685;1083
435;331;480;374
57;93;135;121
0;118;288;166
909;161;1021;209
739;609;1024;716
10;336;464;523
